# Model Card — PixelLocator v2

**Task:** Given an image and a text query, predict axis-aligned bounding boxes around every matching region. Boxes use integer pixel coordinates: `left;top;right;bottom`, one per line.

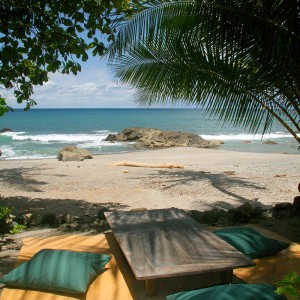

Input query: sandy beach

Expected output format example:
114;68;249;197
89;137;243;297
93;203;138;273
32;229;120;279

0;147;299;216
0;147;299;293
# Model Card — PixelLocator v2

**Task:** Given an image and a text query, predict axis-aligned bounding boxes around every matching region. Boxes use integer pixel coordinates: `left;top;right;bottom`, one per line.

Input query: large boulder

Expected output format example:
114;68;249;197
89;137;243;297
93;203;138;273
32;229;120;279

104;127;223;149
57;145;93;161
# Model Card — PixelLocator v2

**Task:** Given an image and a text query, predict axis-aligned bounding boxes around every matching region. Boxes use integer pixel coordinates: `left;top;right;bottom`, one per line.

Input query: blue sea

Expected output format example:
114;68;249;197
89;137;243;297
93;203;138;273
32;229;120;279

0;108;299;160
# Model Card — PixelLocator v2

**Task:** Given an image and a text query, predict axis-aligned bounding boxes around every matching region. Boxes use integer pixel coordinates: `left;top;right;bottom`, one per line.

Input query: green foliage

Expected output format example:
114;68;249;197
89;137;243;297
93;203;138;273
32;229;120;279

0;97;10;116
0;206;11;219
0;0;143;114
9;224;26;234
108;0;300;144
0;206;26;234
276;272;300;299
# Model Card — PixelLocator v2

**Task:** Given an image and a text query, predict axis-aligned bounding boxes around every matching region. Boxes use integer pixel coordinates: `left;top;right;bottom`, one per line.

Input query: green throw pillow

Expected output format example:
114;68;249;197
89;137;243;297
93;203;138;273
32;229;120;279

166;284;287;300
213;227;289;259
0;249;111;294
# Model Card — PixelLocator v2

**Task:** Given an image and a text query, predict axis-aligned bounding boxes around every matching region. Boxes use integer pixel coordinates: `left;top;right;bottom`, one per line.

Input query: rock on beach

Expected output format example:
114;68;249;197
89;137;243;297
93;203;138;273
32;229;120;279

57;145;93;161
105;127;223;148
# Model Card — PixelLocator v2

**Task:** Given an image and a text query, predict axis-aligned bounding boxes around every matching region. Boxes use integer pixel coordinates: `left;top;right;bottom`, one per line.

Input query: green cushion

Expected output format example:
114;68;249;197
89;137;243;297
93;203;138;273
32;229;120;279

166;284;287;300
213;227;289;259
0;249;111;294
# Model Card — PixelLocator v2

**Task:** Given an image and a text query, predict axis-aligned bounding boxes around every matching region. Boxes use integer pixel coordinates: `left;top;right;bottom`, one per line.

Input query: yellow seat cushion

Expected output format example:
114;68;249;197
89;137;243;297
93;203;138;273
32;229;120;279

0;234;133;300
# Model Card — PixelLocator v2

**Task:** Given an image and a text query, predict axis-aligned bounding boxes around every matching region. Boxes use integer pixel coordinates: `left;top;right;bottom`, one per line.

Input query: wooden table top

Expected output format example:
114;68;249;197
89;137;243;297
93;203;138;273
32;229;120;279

104;208;255;280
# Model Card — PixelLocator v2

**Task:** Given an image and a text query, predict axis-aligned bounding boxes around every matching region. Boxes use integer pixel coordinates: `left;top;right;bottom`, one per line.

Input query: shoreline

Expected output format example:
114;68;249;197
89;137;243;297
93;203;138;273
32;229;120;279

1;145;299;162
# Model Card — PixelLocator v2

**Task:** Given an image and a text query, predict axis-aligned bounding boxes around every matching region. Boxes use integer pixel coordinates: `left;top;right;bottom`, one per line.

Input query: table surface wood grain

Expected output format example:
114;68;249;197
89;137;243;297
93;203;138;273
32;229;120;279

104;208;255;280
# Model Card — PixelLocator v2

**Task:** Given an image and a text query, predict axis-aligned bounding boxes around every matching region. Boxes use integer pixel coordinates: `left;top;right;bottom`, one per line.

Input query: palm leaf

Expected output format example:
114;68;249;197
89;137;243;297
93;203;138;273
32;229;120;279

108;0;300;142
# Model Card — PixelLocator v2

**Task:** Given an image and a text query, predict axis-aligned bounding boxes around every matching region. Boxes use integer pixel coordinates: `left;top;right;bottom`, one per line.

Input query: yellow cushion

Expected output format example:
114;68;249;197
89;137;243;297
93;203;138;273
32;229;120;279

234;243;300;300
0;234;133;300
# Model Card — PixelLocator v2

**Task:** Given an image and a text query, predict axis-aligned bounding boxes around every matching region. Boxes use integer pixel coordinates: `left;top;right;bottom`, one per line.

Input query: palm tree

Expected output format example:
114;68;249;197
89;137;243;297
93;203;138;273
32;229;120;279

107;0;300;144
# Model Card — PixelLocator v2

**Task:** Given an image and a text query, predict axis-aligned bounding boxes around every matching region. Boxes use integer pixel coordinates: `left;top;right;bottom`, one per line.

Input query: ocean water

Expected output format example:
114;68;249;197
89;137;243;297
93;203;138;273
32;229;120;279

0;108;299;160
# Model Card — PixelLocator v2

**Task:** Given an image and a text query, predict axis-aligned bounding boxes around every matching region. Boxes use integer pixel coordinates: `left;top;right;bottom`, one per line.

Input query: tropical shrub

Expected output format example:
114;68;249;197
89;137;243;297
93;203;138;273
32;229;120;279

276;272;300;299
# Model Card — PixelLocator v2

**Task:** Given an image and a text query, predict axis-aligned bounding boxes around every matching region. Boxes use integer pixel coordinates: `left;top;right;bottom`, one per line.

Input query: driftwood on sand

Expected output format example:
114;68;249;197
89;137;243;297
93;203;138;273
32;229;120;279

109;162;184;169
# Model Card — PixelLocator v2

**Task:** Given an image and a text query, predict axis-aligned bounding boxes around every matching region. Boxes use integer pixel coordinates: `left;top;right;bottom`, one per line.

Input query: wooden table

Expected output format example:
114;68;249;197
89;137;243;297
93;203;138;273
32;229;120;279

104;208;254;296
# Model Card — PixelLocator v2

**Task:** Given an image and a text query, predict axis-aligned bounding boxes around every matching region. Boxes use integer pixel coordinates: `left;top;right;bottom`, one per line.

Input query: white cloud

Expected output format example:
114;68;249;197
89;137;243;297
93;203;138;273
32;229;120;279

34;69;137;108
43;80;55;86
20;60;138;108
69;82;98;93
4;58;187;109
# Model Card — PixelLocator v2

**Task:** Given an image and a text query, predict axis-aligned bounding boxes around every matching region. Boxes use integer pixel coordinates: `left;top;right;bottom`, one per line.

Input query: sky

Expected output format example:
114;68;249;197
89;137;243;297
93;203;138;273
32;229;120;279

7;55;190;110
4;22;189;110
3;9;191;110
7;56;139;109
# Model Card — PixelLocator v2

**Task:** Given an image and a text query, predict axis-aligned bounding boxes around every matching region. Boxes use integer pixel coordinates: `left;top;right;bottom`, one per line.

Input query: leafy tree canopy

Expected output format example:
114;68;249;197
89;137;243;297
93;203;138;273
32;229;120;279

0;0;142;116
108;0;300;144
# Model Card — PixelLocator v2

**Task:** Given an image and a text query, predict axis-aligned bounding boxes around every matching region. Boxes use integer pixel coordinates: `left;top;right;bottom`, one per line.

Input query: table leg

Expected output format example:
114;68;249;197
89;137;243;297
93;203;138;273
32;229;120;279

221;269;233;284
145;279;156;296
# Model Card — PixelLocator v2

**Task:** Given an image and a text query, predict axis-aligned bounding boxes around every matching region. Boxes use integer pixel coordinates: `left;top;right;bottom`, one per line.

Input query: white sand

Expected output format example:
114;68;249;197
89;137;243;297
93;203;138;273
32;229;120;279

0;147;299;216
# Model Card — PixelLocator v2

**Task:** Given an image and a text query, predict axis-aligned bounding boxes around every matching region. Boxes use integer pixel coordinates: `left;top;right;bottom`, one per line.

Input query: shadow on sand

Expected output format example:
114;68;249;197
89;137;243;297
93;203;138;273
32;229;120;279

0;196;129;217
135;168;266;207
0;167;64;192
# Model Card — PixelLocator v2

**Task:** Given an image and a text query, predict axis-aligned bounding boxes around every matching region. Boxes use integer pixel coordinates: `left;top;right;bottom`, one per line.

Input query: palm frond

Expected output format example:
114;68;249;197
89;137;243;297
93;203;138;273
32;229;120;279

108;0;300;142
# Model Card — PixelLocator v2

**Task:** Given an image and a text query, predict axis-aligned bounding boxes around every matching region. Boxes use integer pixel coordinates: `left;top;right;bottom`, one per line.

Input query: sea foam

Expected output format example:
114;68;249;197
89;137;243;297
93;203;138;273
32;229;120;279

201;132;296;141
2;131;117;145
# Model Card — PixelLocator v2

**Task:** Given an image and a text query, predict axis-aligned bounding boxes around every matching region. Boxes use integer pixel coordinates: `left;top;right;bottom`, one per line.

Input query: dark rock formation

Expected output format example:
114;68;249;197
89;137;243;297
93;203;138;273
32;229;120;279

274;202;294;211
294;196;300;212
79;215;92;224
227;203;253;224
0;128;13;133
98;207;111;220
274;202;298;218
0;213;14;233
57;222;80;232
185;201;300;228
202;208;227;224
61;213;76;224
29;212;43;226
105;127;223;149
57;145;93;161
1;200;299;237
186;210;204;223
42;213;59;227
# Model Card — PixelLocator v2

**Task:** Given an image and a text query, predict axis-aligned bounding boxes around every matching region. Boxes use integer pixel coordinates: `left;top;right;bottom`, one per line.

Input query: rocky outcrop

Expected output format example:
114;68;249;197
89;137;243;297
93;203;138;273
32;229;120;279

57;145;93;161
1;202;299;241
294;196;300;212
105;127;223;149
186;201;300;227
0;128;13;133
0;213;14;233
